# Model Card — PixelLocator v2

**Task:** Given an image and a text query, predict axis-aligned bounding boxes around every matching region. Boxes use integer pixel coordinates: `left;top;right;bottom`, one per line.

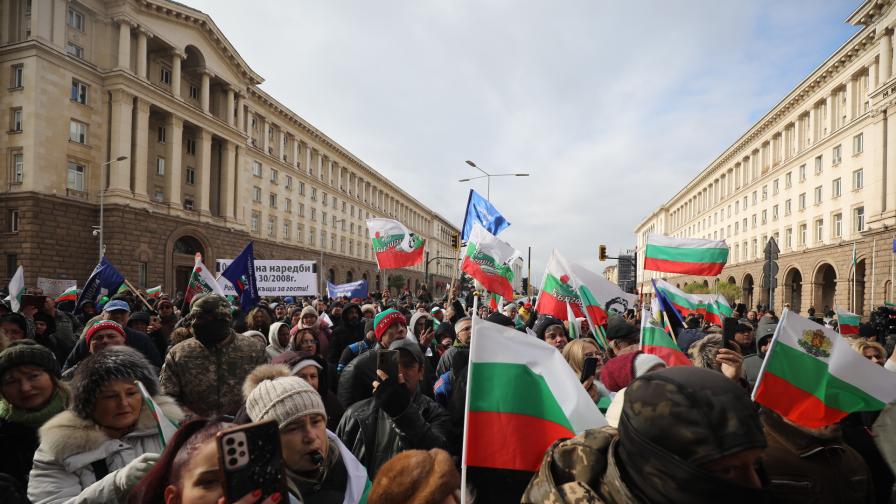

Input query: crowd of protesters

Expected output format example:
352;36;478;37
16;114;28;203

0;281;895;503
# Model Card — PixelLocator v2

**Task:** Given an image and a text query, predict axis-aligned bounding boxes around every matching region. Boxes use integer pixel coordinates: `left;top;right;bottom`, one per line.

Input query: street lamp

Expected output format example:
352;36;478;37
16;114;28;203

320;218;346;295
458;160;529;200
94;156;128;262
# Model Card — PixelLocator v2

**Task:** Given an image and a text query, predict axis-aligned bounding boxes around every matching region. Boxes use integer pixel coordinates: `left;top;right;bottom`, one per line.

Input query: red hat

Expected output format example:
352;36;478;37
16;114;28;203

599;351;641;392
374;309;407;341
85;320;126;346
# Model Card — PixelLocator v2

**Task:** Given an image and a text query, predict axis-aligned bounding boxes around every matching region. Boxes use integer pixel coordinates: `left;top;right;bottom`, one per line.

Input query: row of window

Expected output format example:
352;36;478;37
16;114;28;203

247;212;372;258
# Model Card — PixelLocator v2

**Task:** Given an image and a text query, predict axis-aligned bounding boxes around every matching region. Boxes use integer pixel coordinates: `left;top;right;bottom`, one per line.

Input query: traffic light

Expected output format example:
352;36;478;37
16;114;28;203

598;245;607;261
451;234;459;249
522;277;529;293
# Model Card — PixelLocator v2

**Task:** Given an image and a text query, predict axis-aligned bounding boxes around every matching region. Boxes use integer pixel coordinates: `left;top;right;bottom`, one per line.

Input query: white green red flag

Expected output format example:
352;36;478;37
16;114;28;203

463;317;606;472
146;286;162;298
136;380;178;447
55;286;79;303
835;309;860;335
183;257;225;306
644;234;729;276
640;309;691;366
566;302;579;339
366;218;425;270
7;266;24;313
461;223;517;300
654;279;732;326
753;309;896;428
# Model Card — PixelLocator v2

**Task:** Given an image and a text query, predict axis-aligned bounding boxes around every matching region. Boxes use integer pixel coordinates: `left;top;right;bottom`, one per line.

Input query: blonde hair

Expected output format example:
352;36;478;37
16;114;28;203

850;338;887;360
561;338;600;376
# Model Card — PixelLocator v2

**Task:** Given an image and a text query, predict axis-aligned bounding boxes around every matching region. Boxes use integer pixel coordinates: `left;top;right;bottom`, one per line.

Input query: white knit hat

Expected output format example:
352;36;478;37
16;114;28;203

245;373;327;428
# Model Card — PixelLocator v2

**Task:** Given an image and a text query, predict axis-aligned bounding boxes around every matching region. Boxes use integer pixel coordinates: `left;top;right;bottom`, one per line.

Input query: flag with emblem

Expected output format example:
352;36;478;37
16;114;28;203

184;256;225;306
366;218;425;270
461;223;518;300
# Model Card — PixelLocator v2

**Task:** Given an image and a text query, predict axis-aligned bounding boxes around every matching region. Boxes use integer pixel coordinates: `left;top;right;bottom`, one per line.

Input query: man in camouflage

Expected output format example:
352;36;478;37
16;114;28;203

160;294;268;418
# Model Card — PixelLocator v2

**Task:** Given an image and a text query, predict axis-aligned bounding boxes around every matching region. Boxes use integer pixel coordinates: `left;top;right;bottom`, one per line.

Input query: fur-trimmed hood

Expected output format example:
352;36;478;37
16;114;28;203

242;363;291;400
688;334;723;370
37;394;184;463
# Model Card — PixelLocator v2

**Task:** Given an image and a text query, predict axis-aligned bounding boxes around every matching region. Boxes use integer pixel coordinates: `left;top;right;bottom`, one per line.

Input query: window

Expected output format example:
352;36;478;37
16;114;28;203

285;175;292;189
269;193;277;208
785;227;792;249
185;167;195;185
761;210;767;224
66;161;85;191
298;203;304;217
772;179;779;195
798;193;806;210
10;64;23;88
762;185;768;200
853;168;864;190
157;126;166;144
799;224;807;245
321;230;326;249
799;164;806;182
310;208;316;221
250;212;259;233
785;172;792;188
252;161;262;177
832;178;841;198
311;188;317;201
752;191;757;205
183;198;194;211
813;186;822;205
268;217;276;237
815;219;823;242
310;227;316;245
772;205;779;221
853;133;864;155
297;224;304;243
299;182;305;195
252;186;261;202
833;213;842;238
70;79;87;104
854;207;865;232
65;42;83;59
160;67;171;85
10;108;22;132
186;138;196;156
67;8;84;30
156;157;165;176
322;192;328;205
68;120;87;144
322;211;328;225
832;145;842;165
270;169;278;184
283;221;290;239
751;214;757;228
153;188;164;202
9;210;19;232
137;263;147;289
285;198;291;212
189;85;198;100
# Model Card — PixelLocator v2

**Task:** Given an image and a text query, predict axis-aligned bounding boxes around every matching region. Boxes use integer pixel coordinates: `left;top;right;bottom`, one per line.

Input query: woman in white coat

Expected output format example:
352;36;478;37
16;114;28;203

27;345;184;504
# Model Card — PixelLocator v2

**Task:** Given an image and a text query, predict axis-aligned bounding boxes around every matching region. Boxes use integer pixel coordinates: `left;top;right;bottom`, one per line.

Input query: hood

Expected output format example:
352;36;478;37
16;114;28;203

268;322;290;352
340;303;363;326
408;311;433;337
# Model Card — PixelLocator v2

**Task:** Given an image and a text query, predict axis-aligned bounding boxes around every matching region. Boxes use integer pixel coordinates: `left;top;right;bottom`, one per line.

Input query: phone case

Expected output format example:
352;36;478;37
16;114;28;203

377;350;400;380
217;420;288;503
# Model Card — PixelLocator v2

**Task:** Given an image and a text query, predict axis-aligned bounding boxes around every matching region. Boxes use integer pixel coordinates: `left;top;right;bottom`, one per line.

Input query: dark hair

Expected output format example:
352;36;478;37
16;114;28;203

128;417;235;504
0;313;27;335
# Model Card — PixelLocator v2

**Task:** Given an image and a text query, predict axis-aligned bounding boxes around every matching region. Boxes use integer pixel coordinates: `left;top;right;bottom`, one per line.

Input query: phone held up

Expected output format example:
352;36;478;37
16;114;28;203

216;420;288;504
722;317;738;349
377;349;400;380
580;356;598;383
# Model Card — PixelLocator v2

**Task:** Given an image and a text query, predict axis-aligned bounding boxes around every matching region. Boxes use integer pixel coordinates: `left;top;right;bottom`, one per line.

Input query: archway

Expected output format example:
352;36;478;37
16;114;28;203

813;263;837;314
346;270;354;283
849;259;866;315
702;279;709;288
759;274;770;308
742;274;754;309
169;233;208;296
783;267;802;313
328;268;336;284
727;276;737;285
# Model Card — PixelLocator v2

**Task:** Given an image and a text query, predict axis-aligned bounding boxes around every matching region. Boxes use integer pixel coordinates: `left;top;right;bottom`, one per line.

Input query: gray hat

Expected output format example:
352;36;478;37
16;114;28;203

70;346;158;419
389;337;424;366
0;340;60;379
190;294;233;320
243;365;326;428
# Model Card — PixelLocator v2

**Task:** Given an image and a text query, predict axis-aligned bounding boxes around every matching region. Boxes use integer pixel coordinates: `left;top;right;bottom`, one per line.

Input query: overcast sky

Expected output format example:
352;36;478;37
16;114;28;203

187;0;858;285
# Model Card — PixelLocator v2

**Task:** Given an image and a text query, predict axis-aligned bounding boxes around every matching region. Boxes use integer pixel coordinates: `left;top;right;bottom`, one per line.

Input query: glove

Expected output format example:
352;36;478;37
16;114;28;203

112;452;160;494
373;377;412;417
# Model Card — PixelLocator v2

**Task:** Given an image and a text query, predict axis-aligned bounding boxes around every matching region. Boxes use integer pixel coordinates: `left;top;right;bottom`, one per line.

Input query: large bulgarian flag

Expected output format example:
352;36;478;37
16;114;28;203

654;279;732;326
753;310;896;428
461;223;517;300
55;286;79;303
640;309;691;366
644;234;729;276
184;256;225;306
366;218;425;270
834;309;860;335
464;316;606;472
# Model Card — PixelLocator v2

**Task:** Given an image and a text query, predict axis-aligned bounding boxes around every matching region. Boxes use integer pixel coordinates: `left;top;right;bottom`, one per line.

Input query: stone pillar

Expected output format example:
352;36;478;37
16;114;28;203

845;78;854;124
200;70;211;113
260;116;268;153
171;51;184;99
871;59;879;90
165;115;183;207
245;108;253;137
222;141;236;219
136;29;151;79
292;136;299;167
108;90;133;194
887;110;896;213
808;106;816;145
280;130;287;160
306;144;312;175
236;94;245;132
197;129;212;214
116;19;132;71
226;87;235;126
826;93;834;134
881;30;893;83
133;98;151;200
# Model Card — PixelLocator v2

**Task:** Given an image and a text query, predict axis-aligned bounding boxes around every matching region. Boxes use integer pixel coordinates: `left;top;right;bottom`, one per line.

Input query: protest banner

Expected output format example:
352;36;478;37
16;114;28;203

37;277;78;300
216;259;318;297
327;279;369;299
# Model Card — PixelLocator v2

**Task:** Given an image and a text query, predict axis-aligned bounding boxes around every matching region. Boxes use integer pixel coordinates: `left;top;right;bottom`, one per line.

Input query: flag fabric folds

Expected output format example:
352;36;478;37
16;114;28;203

366;218;425;270
146;286;162;298
640;309;691;367
752;309;896;428
221;242;260;313
461;223;517;300
7;266;24;313
834;309;860;335
653;279;732;326
184;257;225;307
644;234;729;276
460;189;511;241
76;257;125;314
55;286;79;303
137;380;178;447
463;317;606;472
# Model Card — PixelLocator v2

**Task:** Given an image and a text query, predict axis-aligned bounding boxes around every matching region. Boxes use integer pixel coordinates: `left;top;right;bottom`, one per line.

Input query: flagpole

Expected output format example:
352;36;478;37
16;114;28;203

460;295;480;504
123;279;153;311
750;308;788;400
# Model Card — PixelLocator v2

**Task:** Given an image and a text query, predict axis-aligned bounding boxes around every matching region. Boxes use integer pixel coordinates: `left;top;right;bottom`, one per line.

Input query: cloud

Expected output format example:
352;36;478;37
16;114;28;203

187;0;857;285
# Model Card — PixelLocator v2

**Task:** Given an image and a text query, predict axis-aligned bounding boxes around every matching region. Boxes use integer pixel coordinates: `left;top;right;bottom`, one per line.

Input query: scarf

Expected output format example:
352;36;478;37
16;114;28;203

452;338;469;349
286;439;340;499
0;387;67;429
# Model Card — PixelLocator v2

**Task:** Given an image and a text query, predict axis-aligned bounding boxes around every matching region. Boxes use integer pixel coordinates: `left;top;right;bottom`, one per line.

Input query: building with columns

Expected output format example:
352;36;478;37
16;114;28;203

0;0;459;296
635;0;896;317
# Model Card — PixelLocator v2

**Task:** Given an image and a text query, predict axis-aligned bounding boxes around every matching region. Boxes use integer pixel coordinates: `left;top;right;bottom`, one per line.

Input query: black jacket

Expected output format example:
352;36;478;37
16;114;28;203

62;327;163;373
335;390;451;476
328;305;366;388
436;344;468;376
337;345;381;409
0;418;39;503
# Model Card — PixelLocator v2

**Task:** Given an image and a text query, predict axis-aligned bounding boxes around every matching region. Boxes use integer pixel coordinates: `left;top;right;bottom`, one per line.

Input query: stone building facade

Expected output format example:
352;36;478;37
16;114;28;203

0;0;459;297
635;0;896;316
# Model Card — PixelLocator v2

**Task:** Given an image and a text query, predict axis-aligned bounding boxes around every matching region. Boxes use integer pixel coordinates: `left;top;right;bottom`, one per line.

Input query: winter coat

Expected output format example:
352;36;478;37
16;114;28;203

27;395;184;504
435;343;468;376
0;418;39;503
33;331;74;369
62;327;163;373
761;409;874;504
291;431;370;504
335;390;451;477
160;331;268;418
328;305;365;364
337;345;383;409
266;322;290;359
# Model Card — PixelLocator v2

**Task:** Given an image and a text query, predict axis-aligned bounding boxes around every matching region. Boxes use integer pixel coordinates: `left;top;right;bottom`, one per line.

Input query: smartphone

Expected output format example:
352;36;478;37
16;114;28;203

377;349;400;380
722;317;738;349
21;295;46;311
580;356;598;383
217;420;287;504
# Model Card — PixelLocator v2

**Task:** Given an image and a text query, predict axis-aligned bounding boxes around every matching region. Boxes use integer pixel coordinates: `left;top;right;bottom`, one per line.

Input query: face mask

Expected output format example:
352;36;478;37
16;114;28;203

193;318;231;347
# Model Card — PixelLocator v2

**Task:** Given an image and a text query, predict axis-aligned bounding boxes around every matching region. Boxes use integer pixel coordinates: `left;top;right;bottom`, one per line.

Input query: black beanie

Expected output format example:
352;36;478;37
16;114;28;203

0;340;60;379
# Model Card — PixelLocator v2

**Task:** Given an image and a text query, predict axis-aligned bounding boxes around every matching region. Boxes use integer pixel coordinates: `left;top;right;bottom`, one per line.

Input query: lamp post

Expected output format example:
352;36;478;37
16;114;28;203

95;156;129;262
320;218;346;296
458;160;529;200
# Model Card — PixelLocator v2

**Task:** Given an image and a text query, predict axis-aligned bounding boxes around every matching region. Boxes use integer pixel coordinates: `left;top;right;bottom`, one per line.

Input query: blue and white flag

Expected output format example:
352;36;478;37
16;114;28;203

221;242;259;313
75;257;125;314
327;279;369;299
461;189;510;242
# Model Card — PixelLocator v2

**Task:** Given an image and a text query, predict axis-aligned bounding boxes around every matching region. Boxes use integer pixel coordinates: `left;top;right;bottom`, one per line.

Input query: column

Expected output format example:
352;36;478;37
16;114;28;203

108;90;133;194
881;30;893;83
826;93;834;135
292;136;299;167
116;19;132;70
222;141;236;219
136;29;150;79
236;94;245;132
871;60;879;90
306;145;312;175
280;130;287;160
165;115;183;207
845;78;854;123
200;70;211;113
171;51;184;99
197;129;212;214
245;108;253;138
133;98;150;200
808;107;816;145
260;116;268;153
887;110;896;213
226;87;235;126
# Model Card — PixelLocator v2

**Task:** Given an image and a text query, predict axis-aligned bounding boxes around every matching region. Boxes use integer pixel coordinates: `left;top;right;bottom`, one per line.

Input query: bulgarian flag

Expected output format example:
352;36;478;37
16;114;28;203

699;293;734;326
566;302;579;339
7;266;24;312
464;316;606;472
366;218;425;270
644;234;729;276
184;256;225;306
55;286;79;303
640;309;691;366
753;309;896;428
654;279;732;326
835;309;860;335
146;286;162;298
535;250;582;320
461;223;518;300
116;283;130;294
136;380;178;447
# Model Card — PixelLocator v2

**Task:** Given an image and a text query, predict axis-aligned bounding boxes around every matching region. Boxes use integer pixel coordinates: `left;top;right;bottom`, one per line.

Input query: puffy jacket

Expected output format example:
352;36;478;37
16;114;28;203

335;390;451;476
27;395;184;504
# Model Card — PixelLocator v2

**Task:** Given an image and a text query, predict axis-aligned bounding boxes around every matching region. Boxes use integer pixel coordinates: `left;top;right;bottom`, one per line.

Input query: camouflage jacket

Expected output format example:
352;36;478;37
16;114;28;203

522;427;639;504
160;331;268;418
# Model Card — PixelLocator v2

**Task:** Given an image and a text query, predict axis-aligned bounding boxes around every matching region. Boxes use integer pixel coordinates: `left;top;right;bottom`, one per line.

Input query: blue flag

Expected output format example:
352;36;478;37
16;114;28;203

461;189;510;241
75;257;125;314
327;280;369;299
652;279;684;338
221;242;259;313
